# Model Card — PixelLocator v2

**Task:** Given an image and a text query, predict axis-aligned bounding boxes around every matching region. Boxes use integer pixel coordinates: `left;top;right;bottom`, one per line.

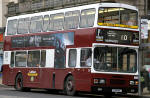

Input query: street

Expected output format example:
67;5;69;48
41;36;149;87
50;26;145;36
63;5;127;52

0;86;149;98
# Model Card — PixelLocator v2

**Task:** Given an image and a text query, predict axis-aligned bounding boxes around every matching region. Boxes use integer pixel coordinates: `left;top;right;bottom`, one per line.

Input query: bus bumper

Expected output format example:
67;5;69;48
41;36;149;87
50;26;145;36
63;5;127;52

91;86;138;94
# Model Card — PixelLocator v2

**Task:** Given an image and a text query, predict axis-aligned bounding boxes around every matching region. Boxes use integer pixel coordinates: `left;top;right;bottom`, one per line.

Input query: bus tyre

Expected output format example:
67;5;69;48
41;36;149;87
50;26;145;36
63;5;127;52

15;74;24;91
65;76;76;96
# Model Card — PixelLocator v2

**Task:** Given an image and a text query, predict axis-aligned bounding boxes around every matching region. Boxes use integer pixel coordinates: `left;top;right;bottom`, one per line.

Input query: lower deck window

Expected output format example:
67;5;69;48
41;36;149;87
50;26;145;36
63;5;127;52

27;51;40;67
15;51;27;67
68;49;77;67
80;48;92;67
12;50;46;67
40;50;46;67
10;52;14;67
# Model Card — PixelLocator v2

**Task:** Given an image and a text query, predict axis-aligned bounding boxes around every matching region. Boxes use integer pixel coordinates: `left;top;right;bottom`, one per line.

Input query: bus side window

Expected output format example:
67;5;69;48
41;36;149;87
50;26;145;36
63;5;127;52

30;15;43;33
80;8;96;28
15;51;27;67
27;51;40;67
43;15;49;32
68;49;77;67
40;50;46;67
7;19;18;35
18;17;30;34
80;48;92;67
64;10;80;30
10;52;15;67
50;13;64;31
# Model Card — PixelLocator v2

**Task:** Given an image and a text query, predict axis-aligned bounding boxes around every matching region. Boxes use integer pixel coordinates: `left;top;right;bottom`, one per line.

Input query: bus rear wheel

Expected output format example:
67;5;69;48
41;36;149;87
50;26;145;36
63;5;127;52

64;76;76;96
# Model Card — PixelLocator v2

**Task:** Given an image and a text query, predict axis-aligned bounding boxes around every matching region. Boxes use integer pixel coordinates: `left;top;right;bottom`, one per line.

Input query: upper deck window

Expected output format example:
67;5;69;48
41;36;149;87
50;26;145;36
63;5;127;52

98;8;119;24
120;8;138;26
7;19;18;35
43;15;49;32
50;13;64;31
18;18;30;34
98;7;138;29
64;10;80;30
30;15;43;33
80;8;96;28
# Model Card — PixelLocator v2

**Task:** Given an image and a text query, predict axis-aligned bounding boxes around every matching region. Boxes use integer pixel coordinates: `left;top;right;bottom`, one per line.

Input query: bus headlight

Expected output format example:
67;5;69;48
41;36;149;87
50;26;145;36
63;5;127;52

94;78;106;85
130;80;138;85
94;79;99;84
99;79;106;84
130;81;134;85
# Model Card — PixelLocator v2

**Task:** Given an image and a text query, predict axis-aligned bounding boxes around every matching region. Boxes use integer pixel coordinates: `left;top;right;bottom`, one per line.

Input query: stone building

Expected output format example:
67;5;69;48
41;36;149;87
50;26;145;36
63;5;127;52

3;0;150;17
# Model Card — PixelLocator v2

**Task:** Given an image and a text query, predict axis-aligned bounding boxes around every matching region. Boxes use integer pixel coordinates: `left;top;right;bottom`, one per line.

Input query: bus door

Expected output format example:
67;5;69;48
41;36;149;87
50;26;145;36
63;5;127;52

2;51;14;85
75;48;92;91
7;51;15;85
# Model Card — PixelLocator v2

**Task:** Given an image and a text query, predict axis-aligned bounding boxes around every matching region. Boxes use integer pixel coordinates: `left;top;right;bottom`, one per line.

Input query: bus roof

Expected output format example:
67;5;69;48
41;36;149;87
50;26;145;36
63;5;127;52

6;3;138;21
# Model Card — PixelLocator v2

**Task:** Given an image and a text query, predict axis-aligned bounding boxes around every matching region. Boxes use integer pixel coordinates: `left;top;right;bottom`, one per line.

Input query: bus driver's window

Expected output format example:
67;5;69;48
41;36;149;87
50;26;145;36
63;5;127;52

80;48;92;67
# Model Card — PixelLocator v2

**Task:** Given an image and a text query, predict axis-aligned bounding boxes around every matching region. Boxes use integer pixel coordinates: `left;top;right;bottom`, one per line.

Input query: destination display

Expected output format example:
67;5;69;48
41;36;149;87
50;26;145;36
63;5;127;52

96;29;139;45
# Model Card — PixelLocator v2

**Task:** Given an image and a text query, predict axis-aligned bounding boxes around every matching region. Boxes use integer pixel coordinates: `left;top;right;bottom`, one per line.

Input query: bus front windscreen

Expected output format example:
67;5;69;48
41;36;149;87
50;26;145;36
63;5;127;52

93;46;137;73
98;7;138;29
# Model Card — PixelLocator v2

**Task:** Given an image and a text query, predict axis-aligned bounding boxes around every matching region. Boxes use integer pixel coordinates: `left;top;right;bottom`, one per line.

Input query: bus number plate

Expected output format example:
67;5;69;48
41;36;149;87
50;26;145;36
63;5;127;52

112;89;122;93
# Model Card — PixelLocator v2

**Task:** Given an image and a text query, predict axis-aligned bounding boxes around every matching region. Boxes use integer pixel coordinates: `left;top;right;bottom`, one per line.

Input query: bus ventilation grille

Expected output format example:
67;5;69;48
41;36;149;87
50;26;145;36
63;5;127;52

110;79;125;85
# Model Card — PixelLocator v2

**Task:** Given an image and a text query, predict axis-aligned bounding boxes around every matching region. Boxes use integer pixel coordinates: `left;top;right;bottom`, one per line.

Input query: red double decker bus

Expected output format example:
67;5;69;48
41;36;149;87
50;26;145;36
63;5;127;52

2;3;139;96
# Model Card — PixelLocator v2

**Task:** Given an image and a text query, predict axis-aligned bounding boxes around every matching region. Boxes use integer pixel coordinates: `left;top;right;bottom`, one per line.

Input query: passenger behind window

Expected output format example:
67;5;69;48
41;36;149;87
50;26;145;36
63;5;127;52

85;55;92;67
127;18;134;26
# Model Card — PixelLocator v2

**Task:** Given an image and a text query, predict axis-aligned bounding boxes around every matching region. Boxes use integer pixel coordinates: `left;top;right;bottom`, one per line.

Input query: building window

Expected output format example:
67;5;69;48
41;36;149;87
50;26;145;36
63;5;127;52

148;0;150;11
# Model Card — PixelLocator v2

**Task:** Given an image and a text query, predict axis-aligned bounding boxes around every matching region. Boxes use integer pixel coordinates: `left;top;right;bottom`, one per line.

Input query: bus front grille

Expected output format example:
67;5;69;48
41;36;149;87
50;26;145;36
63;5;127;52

110;79;125;85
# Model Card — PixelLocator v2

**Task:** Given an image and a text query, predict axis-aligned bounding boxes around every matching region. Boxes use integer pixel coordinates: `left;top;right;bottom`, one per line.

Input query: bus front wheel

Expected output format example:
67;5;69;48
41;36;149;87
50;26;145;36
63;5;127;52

64;76;76;96
15;74;24;91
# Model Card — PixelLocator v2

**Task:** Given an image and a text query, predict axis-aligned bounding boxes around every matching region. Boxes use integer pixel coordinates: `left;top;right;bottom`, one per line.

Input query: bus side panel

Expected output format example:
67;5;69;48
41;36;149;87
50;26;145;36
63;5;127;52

74;68;91;92
39;68;54;89
2;65;16;86
49;68;92;91
2;65;9;85
75;28;95;47
54;69;68;90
